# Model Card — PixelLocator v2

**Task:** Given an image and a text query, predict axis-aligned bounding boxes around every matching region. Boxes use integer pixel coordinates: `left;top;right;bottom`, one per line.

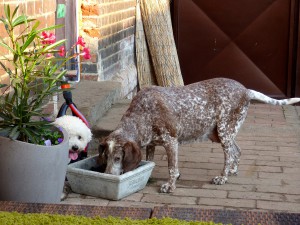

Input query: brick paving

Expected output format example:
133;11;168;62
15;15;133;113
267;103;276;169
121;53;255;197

62;104;300;213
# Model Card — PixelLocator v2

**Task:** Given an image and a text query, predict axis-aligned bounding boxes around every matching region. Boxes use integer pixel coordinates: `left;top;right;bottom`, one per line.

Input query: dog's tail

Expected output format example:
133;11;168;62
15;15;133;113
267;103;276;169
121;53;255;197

248;90;300;105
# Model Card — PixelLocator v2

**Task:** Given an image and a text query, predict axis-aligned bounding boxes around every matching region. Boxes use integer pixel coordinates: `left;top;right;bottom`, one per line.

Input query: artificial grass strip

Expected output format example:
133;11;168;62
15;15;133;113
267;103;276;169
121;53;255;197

0;211;226;225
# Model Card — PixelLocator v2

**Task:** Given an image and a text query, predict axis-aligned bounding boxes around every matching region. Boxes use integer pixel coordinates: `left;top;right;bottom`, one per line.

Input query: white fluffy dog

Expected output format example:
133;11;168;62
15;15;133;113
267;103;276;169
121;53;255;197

53;115;92;200
53;115;92;161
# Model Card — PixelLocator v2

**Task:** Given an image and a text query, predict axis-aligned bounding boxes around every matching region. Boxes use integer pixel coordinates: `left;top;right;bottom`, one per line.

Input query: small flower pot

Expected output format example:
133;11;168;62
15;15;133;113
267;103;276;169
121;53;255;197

66;156;155;200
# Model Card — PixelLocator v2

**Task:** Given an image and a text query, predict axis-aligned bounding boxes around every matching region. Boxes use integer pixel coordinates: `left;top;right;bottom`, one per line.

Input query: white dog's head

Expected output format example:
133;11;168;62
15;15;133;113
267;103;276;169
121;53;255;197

53;115;92;161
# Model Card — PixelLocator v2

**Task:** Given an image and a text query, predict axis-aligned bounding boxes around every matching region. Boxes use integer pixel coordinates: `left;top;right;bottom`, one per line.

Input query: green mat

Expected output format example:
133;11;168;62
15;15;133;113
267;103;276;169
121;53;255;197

0;212;224;225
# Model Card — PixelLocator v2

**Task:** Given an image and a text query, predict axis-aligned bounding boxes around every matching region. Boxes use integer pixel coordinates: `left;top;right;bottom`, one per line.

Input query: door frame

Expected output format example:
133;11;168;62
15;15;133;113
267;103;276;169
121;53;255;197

294;0;300;96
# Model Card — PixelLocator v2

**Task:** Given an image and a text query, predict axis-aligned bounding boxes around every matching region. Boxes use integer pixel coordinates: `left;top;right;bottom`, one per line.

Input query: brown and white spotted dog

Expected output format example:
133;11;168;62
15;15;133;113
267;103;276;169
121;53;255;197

98;78;300;193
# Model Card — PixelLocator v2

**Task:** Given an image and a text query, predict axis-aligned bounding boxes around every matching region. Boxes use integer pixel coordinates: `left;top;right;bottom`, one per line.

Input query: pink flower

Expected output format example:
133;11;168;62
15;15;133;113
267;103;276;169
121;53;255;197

41;32;56;45
76;36;86;47
81;47;91;60
59;46;65;57
46;53;52;58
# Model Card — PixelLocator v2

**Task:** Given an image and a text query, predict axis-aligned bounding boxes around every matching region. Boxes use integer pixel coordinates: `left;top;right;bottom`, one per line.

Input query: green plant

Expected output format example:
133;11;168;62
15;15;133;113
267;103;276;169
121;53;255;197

0;5;90;145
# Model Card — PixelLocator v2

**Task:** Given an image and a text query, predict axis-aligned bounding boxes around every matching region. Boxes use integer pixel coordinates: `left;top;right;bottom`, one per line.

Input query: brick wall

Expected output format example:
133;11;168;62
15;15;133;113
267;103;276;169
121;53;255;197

0;0;56;93
0;0;138;97
80;0;137;97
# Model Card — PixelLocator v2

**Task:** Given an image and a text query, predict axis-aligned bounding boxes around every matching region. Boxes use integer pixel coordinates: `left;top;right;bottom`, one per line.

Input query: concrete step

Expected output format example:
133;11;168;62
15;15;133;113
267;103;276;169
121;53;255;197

93;99;131;138
58;80;122;127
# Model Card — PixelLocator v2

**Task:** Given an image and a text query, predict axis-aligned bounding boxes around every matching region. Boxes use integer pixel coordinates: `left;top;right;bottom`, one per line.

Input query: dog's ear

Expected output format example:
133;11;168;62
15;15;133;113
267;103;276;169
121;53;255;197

97;143;107;171
98;142;106;155
122;141;142;173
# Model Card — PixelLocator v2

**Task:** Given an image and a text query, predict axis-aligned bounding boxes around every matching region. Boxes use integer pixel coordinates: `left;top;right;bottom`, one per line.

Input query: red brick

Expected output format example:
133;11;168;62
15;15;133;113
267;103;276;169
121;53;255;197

81;3;100;16
26;1;35;16
80;73;98;81
83;28;101;38
43;0;56;14
46;14;55;27
35;0;43;16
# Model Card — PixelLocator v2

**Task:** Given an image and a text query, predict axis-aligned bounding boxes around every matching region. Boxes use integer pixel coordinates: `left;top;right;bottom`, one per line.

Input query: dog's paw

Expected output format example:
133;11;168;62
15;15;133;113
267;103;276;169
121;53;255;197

160;182;176;193
212;176;228;185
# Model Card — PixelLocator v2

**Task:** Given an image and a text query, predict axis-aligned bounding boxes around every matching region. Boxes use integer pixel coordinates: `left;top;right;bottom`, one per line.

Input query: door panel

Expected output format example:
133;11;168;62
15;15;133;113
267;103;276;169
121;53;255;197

173;0;299;98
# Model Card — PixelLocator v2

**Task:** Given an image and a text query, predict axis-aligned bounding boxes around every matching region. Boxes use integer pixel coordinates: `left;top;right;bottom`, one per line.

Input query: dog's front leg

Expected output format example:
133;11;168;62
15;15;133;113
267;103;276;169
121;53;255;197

160;139;180;193
146;145;155;161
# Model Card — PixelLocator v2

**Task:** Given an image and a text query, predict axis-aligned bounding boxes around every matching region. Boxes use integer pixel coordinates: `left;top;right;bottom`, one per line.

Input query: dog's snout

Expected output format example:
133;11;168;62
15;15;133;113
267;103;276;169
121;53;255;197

72;145;79;151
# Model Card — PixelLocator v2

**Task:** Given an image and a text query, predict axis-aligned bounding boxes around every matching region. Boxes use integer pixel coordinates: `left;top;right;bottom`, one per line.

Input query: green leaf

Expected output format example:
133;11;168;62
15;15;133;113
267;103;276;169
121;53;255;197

0;84;7;88
12;15;27;27
0;41;14;53
37;24;64;33
0;111;13;121
54;69;67;81
0;127;12;137
0;61;9;73
0;18;9;30
4;5;10;21
21;32;37;52
12;5;19;19
21;128;39;144
42;39;66;52
8;125;20;140
32;20;40;31
12;13;35;28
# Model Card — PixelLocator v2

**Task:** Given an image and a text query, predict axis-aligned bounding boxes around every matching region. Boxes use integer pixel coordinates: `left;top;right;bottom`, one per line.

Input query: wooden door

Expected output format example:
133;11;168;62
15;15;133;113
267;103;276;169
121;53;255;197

172;0;300;98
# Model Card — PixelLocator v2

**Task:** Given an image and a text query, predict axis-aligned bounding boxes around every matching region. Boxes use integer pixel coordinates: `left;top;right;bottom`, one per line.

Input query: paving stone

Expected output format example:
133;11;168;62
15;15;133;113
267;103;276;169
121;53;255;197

172;188;227;198
256;185;300;195
228;191;285;201
108;201;163;208
142;194;197;205
258;172;300;181
198;197;256;209
62;197;109;206
201;183;255;192
229;177;282;186
257;200;300;213
285;194;300;203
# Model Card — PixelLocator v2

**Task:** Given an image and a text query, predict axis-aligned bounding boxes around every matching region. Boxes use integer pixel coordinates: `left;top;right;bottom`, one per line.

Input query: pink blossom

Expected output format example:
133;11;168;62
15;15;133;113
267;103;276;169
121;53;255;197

81;47;91;60
41;32;56;45
59;46;65;57
76;36;86;47
46;53;52;58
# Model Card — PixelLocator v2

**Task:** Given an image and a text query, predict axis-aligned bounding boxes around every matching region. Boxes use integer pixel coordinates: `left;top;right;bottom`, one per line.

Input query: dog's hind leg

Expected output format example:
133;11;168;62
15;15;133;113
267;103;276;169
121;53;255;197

228;140;241;176
212;141;235;185
212;102;249;185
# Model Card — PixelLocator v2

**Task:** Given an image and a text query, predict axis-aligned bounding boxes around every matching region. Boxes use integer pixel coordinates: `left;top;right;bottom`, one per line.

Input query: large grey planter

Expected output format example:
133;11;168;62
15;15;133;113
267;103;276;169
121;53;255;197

0;127;69;203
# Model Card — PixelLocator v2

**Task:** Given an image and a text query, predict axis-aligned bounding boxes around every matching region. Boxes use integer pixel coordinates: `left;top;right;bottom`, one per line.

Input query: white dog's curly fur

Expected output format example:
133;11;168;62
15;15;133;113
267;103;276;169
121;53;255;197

53;115;92;161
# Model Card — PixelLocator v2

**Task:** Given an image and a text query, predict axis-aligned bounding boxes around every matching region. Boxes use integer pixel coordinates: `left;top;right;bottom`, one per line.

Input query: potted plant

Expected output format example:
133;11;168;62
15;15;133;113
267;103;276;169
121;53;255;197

0;5;90;203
